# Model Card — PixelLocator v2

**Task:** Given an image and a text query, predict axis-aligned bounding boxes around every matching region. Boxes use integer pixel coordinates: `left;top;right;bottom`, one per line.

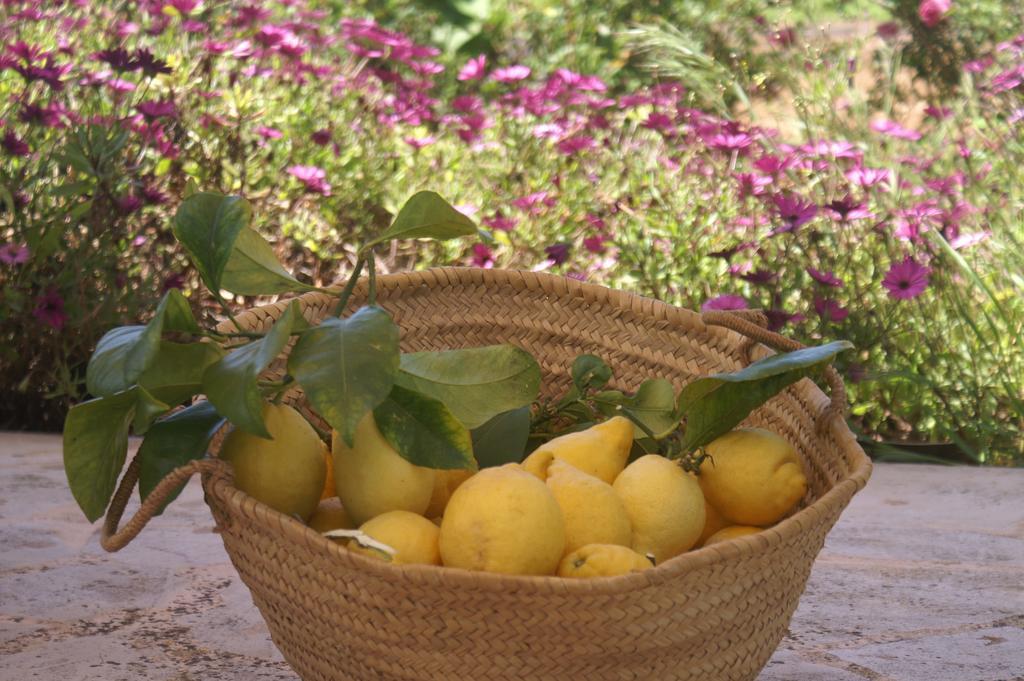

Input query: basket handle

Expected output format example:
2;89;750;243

100;453;233;553
701;310;847;433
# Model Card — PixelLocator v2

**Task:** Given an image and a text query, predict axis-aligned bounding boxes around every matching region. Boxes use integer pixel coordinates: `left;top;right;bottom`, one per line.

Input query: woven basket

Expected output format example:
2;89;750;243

102;267;871;681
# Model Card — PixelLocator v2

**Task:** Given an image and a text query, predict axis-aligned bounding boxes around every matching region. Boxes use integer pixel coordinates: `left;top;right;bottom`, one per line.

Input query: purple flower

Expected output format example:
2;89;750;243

162;272;186;292
701;295;748;312
806;267;843;287
404;136;436;150
33;289;67;330
255;125;283;140
287;165;331;196
134;48;172;77
2;131;30;156
512;191;555;215
311;128;332;146
882;257;931;300
168;0;200;15
641;112;676;134
739;269;778;285
918;0;951;28
457;54;486;81
471;243;494;268
0;243;30;265
826;196;874;222
949;231;990;250
814;296;849;323
765;308;803;331
708;242;756;261
136;100;177;120
871;118;922;141
115;195;143;214
490;65;531;83
583;235;607;254
707;132;754;153
545;243;572;265
93;47;138;72
770;193;818;235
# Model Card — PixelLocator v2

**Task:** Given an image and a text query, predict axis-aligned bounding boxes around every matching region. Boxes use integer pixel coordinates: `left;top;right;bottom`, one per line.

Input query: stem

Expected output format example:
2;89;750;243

333;257;366;316
367;249;377;305
213;290;243;333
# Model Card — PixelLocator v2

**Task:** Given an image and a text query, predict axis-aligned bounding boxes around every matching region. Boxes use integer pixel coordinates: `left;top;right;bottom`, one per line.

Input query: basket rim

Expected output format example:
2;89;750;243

207;267;872;594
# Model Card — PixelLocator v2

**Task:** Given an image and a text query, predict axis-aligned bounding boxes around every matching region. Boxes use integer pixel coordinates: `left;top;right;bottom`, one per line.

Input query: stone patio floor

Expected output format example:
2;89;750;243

1;431;1022;680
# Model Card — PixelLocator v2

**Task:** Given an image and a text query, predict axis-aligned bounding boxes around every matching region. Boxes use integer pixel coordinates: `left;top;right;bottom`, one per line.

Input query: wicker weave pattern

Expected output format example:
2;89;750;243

109;268;870;681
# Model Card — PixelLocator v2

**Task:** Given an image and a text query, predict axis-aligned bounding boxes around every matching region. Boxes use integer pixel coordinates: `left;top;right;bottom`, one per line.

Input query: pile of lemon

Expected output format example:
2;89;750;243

222;404;808;579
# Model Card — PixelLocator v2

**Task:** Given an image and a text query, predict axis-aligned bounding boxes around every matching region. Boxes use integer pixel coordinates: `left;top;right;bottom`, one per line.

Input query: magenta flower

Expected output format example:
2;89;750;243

136;100;177;120
739;269;778;285
556;135;595;156
168;0;200;15
404;136;436;150
162;272;186;292
770;193;818;234
512;191;555;215
471;243;494;268
814;296;849;323
806;267;843;288
134;48;172;77
701;295;748;312
2;131;30;156
707;132;754;153
918;0;951;28
846;166;892;190
311;128;332;146
33;289;67;330
93;47;138;72
882;258;931;300
583;235;607;254
765;308;803;331
458;54;486;81
827;196;874;222
545;243;572;265
871;118;922;141
0;243;30;265
287;165;331;196
490;65;531;83
482;214;518;232
255;126;283;140
641;112;676;134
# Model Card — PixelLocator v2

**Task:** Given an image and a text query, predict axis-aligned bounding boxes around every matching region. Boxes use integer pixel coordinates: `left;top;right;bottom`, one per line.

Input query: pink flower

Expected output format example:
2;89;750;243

583;235;607;254
0;243;30;265
846;166;892;190
882;257;931;299
33;289;67;329
168;0;200;15
770;193;818;234
702;295;748;312
471;243;494;268
287;165;331;196
918;0;951;28
814;296;849;323
871;118;922;141
512;191;556;215
949;231;990;250
490;65;531;83
403;135;436;150
807;267;843;287
707;133;754;152
457;54;486;81
255;126;282;141
826;197;874;222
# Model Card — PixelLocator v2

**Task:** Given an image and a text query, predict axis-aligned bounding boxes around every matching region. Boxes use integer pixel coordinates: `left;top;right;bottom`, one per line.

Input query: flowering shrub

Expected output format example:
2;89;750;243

0;1;1021;462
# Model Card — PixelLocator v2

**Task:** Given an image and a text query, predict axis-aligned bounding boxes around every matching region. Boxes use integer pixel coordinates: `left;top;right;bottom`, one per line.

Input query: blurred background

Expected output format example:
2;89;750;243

1;0;1021;465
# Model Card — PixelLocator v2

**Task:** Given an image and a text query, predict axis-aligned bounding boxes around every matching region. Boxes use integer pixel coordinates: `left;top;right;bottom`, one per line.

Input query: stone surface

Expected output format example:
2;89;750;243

2;432;1023;680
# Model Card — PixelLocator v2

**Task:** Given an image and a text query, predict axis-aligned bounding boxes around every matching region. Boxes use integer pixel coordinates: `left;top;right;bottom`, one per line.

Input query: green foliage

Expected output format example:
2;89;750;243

471;406;532;468
374;384;477;469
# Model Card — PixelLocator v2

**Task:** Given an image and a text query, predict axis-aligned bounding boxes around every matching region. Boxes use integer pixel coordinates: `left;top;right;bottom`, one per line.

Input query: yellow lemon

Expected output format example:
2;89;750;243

546;459;632;555
697;499;729;547
320;446;336;500
307;497;354;534
220;403;326;522
424;467;475;518
527;416;633;484
333;413;436;526
350;510;441;566
557;544;654;578
613;454;705;563
439;464;565;575
700;428;807;526
703;525;762;547
521;448;555;481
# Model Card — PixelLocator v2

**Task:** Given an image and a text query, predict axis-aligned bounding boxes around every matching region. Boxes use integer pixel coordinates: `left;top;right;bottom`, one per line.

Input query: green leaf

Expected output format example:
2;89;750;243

289;305;399;446
172;193;252;293
85;289;198;397
367;191;476;247
394;345;541;429
678;341;854;452
204;300;305;438
137;401;226;516
571;354;612;392
221;227;317;295
470;406;531;468
132;386;170;436
138;341;225;406
619;378;679;439
62;390;138;522
374;385;476;470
